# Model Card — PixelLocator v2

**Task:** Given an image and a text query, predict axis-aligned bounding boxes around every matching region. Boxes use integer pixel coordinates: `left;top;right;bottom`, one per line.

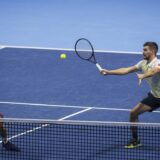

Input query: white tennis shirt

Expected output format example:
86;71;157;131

135;57;160;98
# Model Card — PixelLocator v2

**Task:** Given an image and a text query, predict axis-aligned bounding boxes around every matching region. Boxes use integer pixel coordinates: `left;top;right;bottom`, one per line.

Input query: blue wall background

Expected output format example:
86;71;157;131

0;0;160;51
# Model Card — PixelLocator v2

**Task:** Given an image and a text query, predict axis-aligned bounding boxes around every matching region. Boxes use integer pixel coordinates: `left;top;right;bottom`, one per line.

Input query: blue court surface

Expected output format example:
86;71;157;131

0;46;160;159
0;46;160;122
1;0;160;159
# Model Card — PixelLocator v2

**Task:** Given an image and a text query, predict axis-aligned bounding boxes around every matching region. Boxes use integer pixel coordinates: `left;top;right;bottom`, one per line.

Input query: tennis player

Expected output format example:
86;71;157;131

101;42;159;149
0;113;19;151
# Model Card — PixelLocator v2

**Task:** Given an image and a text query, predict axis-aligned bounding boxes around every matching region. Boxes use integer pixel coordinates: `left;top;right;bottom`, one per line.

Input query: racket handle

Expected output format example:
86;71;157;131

96;63;102;71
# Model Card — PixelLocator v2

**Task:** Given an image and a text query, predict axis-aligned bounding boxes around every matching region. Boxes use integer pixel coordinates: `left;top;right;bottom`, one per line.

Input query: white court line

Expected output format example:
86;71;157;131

0;44;143;54
1;44;160;55
0;46;5;49
0;107;92;144
58;107;92;121
0;124;49;143
0;101;88;109
0;101;160;113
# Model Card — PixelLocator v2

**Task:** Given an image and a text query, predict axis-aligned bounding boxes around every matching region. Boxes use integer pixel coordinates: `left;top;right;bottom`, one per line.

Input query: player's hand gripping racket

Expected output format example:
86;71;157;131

74;38;102;71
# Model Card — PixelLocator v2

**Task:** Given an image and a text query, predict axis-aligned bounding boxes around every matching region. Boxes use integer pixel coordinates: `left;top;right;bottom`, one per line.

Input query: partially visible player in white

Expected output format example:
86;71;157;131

101;42;160;149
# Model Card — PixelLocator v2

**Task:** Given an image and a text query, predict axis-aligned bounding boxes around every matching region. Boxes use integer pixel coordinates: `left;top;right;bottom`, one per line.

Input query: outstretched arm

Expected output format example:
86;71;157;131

101;66;138;75
137;67;160;85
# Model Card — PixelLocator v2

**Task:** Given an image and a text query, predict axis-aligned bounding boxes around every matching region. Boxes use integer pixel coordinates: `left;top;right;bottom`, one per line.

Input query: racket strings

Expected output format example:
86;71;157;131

75;40;93;60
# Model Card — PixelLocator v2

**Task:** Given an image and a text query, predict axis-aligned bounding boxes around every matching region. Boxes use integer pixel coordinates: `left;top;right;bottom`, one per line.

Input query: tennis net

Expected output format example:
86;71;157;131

0;118;160;160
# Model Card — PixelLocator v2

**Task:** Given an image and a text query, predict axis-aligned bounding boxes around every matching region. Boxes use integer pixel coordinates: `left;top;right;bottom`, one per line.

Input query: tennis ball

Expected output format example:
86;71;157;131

60;53;67;59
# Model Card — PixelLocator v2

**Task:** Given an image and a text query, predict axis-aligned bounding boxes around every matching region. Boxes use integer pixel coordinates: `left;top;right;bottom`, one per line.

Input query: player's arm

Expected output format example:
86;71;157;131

137;66;160;85
101;66;138;75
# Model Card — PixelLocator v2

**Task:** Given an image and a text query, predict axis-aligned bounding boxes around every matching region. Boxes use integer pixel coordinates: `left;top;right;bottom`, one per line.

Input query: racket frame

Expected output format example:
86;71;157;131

75;38;102;71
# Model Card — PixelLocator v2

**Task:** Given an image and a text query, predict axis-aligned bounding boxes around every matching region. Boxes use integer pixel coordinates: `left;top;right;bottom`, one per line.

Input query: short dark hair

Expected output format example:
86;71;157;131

143;42;159;54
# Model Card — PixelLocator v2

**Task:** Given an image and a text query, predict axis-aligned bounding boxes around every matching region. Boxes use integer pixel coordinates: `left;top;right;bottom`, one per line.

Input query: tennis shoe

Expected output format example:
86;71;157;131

2;141;20;151
124;139;142;149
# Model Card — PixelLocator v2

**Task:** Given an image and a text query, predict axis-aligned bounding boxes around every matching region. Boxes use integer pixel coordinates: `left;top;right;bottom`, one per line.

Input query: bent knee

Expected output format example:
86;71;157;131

0;113;4;118
0;113;4;127
130;110;138;119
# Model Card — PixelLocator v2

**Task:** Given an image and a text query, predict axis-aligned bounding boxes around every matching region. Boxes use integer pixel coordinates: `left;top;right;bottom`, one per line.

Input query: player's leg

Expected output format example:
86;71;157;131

0;113;7;143
124;103;151;149
0;113;20;151
130;103;151;139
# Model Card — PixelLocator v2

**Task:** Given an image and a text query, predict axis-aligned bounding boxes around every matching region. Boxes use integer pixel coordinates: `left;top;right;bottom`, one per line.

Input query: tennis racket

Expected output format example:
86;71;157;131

74;38;102;71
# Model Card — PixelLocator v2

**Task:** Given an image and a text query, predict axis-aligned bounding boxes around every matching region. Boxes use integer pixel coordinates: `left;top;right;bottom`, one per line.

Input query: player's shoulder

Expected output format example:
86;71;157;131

154;58;160;66
137;59;147;65
135;59;147;70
